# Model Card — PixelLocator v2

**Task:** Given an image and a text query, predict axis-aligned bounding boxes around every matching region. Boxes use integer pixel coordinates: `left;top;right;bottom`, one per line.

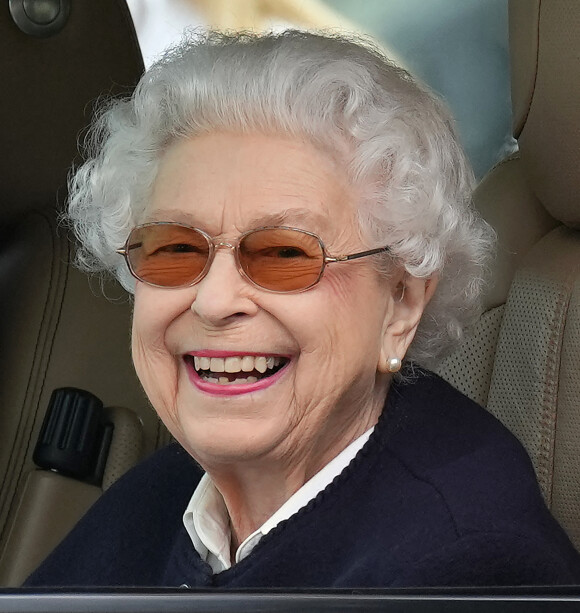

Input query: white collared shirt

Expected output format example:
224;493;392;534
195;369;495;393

183;427;374;574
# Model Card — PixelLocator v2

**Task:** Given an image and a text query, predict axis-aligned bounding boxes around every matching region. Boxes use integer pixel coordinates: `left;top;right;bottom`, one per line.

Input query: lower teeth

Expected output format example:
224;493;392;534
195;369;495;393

204;375;259;385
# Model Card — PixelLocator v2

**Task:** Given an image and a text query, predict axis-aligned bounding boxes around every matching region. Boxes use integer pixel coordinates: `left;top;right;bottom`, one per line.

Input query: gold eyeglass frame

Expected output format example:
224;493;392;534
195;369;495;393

116;222;391;294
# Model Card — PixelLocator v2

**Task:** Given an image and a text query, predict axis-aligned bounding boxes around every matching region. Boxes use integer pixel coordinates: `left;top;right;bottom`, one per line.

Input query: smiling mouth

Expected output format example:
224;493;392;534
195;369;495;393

184;354;289;385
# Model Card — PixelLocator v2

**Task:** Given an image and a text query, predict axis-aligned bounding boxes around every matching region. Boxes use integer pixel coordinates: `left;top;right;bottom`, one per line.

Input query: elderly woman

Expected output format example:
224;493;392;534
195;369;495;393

27;30;580;588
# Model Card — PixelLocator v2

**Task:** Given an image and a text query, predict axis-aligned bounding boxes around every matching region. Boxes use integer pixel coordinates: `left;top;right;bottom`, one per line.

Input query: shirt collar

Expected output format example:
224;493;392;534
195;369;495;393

183;426;374;574
183;473;232;572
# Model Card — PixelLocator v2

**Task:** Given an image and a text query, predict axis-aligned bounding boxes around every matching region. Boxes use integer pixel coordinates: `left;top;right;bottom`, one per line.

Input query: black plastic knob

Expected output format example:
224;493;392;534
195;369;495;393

9;0;70;37
33;388;113;484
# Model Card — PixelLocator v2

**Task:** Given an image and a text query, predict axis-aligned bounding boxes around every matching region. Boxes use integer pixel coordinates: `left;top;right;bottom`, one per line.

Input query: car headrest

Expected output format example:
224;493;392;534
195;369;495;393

0;0;143;219
509;0;580;229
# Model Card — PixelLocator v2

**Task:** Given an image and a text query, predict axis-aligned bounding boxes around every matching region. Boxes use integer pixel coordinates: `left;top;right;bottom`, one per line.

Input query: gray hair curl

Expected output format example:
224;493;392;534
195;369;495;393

67;29;494;367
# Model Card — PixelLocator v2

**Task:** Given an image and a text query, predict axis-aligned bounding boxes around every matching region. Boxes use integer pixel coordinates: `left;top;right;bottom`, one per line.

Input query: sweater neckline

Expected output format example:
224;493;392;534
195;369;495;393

207;373;421;583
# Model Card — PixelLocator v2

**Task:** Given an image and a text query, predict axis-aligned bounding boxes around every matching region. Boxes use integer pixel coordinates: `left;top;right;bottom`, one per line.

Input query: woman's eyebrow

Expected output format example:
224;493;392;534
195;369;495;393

143;208;331;231
142;209;199;225
245;208;330;230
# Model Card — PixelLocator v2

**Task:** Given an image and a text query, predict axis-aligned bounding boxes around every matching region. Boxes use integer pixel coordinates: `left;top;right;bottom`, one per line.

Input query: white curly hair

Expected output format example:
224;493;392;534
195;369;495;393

67;29;494;367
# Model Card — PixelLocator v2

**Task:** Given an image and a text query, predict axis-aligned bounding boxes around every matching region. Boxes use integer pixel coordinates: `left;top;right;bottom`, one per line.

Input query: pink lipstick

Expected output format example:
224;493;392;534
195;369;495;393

183;352;290;396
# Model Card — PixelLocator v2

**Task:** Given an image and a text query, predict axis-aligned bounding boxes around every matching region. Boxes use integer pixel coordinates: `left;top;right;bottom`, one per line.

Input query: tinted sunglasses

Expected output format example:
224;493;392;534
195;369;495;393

117;223;390;293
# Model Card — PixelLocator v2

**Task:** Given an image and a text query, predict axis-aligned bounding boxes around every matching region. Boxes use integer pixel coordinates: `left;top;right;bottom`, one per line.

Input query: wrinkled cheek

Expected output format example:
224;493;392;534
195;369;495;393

131;320;180;428
291;350;340;412
300;323;377;412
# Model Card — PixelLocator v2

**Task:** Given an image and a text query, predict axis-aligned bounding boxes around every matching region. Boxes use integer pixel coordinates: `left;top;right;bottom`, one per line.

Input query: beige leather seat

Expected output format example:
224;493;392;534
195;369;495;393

437;0;580;549
0;1;170;586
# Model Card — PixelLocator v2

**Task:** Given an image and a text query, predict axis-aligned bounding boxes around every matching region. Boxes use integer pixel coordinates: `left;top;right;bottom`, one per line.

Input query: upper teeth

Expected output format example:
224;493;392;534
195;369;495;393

193;355;283;373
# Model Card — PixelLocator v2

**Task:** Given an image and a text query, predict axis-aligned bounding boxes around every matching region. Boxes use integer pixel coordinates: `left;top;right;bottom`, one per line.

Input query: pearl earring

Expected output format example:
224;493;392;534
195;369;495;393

387;357;401;373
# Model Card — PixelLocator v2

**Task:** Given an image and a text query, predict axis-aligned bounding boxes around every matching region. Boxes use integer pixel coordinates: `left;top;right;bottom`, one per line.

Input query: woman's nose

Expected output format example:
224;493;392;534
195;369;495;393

190;249;259;325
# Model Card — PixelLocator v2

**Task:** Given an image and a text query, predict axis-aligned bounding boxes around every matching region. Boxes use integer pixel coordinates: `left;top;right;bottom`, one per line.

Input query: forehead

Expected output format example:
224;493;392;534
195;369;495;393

146;132;356;236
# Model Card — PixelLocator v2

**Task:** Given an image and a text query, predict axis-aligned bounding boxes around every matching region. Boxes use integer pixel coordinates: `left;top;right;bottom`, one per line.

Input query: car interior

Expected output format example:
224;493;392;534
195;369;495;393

436;0;580;553
0;0;170;587
0;0;579;606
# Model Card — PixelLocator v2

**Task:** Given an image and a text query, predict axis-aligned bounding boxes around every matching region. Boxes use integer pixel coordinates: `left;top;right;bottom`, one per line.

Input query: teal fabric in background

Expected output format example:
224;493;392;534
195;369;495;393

326;0;512;179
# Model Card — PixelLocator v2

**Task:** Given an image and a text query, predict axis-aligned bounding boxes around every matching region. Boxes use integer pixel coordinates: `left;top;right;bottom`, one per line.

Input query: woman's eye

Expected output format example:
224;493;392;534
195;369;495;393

151;243;200;255
268;246;307;259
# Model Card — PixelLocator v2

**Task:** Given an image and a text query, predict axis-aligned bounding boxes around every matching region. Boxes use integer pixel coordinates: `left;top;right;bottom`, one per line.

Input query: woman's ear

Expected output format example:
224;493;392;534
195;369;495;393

377;273;439;373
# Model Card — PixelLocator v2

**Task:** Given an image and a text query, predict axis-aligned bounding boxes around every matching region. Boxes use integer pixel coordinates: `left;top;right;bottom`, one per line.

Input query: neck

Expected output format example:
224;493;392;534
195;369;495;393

207;400;383;548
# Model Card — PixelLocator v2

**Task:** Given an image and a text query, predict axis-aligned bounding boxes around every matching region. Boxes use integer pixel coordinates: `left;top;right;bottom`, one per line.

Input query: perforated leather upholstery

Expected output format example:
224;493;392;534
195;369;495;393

437;0;580;548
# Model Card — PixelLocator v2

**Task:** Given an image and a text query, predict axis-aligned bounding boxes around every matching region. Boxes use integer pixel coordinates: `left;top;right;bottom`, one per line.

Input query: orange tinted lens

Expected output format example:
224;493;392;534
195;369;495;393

239;228;324;291
126;225;210;287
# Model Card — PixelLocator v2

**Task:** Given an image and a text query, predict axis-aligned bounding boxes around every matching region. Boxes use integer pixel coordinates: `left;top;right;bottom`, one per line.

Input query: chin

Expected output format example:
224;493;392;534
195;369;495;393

173;410;289;467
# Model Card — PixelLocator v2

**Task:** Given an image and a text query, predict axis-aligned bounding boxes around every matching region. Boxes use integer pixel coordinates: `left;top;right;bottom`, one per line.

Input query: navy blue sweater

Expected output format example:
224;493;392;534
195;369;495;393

26;371;580;587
